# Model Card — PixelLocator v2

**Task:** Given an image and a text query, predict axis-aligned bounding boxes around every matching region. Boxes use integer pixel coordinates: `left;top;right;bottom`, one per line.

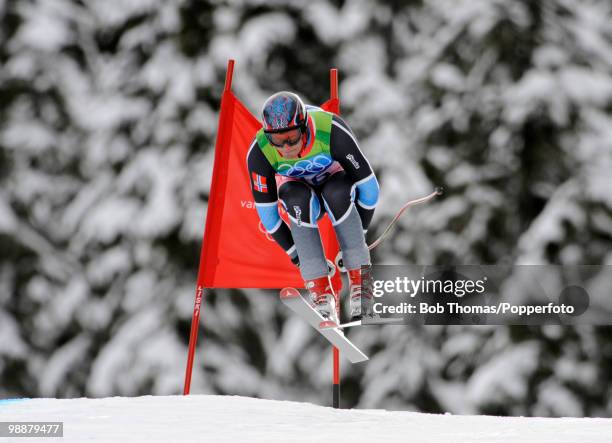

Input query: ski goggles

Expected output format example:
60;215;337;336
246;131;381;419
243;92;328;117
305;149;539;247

264;127;303;147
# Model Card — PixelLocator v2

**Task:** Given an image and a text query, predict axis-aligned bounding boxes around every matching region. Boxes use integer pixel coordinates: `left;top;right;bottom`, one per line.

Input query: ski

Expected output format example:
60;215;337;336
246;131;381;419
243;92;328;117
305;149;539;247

320;316;404;330
280;287;369;364
319;319;362;330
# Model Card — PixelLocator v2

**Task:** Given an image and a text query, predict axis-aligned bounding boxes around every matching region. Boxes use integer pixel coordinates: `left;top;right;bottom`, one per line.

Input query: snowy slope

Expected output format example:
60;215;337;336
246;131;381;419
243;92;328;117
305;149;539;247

1;395;611;443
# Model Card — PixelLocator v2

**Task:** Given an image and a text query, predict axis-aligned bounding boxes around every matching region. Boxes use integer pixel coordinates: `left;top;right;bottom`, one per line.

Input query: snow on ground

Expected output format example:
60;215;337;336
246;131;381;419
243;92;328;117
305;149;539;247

1;395;611;442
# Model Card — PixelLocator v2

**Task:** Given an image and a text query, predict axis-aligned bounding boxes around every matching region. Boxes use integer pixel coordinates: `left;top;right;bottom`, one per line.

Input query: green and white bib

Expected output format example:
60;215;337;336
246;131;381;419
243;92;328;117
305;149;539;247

255;108;335;184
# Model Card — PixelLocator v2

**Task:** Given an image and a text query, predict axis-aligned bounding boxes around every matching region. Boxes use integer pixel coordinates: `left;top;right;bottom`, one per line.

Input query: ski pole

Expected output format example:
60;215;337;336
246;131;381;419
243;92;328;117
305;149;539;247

367;187;444;251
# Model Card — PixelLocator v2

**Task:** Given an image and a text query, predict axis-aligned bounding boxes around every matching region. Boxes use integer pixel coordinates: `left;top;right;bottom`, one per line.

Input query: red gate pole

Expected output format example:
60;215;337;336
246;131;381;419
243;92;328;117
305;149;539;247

183;59;235;395
329;68;341;409
183;285;203;394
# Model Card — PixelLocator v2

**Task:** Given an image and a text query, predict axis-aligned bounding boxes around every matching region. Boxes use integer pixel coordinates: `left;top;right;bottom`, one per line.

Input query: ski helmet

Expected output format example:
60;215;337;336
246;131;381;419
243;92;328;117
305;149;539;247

261;91;307;134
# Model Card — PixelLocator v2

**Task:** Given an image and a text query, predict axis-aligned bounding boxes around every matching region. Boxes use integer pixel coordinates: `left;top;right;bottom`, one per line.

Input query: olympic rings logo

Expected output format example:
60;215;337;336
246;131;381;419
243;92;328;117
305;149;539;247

277;154;332;177
258;205;288;242
258;221;274;242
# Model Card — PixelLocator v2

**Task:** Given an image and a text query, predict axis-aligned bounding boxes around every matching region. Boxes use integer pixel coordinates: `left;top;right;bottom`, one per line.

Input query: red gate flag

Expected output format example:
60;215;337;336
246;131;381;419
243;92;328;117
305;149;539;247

183;61;345;397
197;88;343;290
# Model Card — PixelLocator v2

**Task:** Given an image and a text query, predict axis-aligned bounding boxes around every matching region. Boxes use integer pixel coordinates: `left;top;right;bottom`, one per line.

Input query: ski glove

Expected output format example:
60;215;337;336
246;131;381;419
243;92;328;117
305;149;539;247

290;254;300;268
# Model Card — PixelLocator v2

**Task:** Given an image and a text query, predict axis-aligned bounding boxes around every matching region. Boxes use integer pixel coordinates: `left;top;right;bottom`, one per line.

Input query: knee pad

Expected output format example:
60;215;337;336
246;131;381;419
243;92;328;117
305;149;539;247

321;182;354;225
279;182;321;227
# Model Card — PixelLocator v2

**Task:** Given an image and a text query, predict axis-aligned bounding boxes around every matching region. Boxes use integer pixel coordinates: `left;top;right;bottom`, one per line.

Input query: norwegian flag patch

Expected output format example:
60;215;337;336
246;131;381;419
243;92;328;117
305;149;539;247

252;172;268;193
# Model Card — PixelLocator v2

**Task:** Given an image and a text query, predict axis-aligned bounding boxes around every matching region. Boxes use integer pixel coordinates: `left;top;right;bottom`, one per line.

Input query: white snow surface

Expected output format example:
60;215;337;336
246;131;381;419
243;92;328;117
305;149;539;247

1;395;611;443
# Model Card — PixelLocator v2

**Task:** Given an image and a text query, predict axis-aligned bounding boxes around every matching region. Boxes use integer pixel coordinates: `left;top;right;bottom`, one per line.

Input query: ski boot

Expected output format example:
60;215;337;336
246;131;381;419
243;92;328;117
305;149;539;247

348;265;374;322
305;275;339;325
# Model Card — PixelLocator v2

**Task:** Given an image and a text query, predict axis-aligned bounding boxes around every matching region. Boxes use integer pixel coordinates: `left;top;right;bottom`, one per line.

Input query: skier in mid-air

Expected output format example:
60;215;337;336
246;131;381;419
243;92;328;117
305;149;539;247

247;91;379;324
